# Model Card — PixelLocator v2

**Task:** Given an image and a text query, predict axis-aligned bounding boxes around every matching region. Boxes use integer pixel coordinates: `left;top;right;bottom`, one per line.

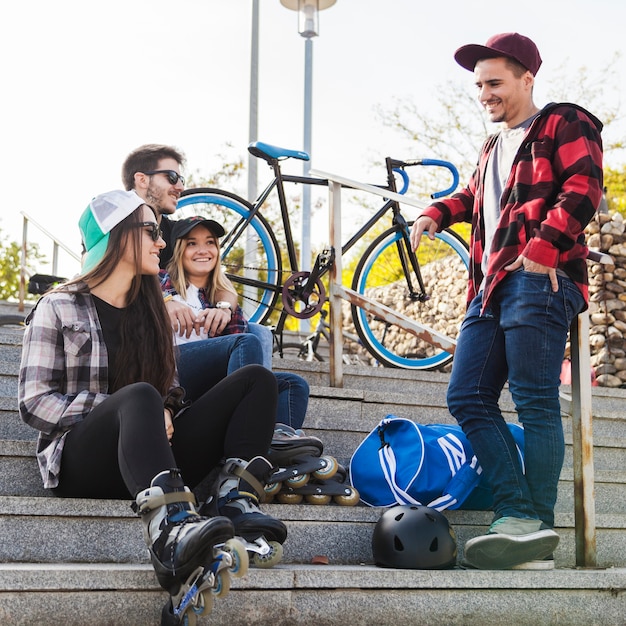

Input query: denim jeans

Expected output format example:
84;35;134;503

177;334;264;401
248;323;274;369
248;322;310;429
446;270;585;527
275;372;310;430
177;332;309;429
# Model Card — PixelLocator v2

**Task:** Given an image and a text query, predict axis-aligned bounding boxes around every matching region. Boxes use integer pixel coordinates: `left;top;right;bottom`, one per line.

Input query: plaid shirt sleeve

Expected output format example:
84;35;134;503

159;270;178;297
19;292;108;435
220;305;248;334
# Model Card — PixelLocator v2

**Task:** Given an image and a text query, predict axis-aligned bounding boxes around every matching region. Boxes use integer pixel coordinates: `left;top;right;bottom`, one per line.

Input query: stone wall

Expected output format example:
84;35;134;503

340;212;626;387
585;212;626;387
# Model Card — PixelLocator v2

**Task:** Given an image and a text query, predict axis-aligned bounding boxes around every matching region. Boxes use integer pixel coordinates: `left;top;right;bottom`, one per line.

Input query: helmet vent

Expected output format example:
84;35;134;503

394;536;405;552
429;537;439;552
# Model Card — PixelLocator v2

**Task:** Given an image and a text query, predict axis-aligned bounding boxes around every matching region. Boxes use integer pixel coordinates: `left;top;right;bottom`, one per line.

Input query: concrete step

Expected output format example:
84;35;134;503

1;562;625;626
2;314;626;623
2;437;626;516
1;495;625;570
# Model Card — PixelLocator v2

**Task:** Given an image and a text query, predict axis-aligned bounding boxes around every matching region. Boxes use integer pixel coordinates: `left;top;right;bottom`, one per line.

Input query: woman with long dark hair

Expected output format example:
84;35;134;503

18;190;286;621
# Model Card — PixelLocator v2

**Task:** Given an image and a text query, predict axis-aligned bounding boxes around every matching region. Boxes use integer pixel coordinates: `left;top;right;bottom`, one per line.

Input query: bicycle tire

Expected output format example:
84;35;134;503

177;188;281;324
274;342;324;362
0;315;26;328
351;225;469;370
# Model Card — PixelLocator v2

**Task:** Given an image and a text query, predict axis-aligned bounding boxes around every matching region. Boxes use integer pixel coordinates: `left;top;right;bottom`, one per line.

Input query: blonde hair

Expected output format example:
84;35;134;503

166;224;237;302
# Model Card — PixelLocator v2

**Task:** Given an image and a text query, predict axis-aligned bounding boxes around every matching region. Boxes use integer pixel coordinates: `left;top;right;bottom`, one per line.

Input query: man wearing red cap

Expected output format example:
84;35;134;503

411;33;603;569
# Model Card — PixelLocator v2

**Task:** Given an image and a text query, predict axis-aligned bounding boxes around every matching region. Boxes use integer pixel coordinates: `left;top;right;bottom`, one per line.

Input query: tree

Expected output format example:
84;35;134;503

0;228;45;301
604;166;626;215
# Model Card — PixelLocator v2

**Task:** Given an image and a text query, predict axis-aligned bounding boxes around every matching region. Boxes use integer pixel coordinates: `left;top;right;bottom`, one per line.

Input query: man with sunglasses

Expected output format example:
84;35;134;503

121;145;310;431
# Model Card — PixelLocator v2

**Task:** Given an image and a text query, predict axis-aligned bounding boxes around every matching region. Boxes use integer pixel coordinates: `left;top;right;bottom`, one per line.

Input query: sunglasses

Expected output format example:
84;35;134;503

143;169;185;186
135;222;163;242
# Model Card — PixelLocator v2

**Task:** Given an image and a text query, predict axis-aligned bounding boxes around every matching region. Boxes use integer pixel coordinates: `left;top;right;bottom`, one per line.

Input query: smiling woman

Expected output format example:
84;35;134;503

18;190;286;618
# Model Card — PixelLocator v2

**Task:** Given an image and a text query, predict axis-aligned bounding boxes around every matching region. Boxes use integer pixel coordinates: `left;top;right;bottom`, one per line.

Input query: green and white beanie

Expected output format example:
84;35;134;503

79;190;145;272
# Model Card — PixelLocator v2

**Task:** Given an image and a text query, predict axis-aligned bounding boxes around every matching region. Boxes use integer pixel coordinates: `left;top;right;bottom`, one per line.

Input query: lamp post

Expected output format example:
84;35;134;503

279;0;337;325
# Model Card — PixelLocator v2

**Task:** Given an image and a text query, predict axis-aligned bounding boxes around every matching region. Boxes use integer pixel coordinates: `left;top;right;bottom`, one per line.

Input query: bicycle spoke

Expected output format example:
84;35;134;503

351;226;469;370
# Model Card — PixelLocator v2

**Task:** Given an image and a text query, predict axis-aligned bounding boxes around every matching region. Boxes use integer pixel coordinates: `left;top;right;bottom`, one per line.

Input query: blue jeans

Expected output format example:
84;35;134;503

248;322;310;429
177;333;309;429
177;334;264;401
446;271;585;527
275;372;310;430
248;323;274;369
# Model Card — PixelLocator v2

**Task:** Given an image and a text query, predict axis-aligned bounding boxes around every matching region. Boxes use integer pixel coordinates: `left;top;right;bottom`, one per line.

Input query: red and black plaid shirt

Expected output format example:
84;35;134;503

421;102;603;311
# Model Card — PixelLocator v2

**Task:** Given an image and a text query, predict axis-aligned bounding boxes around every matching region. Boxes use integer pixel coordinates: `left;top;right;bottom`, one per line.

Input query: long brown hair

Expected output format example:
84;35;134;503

63;207;176;394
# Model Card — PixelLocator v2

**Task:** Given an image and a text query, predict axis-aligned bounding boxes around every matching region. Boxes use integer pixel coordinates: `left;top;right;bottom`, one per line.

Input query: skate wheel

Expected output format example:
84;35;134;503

334;487;361;506
223;538;249;578
265;481;282;496
181;610;198;626
190;590;213;617
212;571;231;598
286;473;309;487
252;540;284;568
313;456;338;480
305;493;331;505
277;491;303;504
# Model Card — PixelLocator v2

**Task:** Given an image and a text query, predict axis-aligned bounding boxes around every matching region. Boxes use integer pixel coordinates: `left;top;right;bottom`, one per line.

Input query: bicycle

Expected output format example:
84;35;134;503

274;308;368;365
176;141;470;370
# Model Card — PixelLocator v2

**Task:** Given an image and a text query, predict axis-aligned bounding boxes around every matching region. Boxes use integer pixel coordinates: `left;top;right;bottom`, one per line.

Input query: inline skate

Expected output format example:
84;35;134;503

271;462;360;506
135;469;248;626
265;424;340;499
201;456;287;568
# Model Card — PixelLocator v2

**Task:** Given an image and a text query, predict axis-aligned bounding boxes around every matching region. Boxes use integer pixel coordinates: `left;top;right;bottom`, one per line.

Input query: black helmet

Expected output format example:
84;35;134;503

372;505;457;569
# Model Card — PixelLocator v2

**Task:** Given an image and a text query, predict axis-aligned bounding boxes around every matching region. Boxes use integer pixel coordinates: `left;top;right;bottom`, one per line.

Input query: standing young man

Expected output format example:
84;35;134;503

411;33;603;569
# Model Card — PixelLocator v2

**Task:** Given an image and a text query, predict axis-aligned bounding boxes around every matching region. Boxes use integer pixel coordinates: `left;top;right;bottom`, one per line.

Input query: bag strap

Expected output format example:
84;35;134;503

378;437;422;506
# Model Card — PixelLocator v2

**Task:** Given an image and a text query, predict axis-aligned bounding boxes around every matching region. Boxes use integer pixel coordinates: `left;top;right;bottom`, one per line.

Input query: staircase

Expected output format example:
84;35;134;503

1;314;626;625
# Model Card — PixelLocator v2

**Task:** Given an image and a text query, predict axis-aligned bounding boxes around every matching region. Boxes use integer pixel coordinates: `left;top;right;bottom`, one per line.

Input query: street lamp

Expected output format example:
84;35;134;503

280;0;337;315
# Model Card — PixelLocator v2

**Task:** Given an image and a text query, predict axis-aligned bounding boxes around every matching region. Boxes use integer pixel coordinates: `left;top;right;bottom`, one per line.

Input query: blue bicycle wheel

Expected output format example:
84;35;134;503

351;225;469;370
177;188;281;324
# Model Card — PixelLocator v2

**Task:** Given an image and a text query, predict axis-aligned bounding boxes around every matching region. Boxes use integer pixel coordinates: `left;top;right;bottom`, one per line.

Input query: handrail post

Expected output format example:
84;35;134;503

328;180;344;388
19;216;28;313
569;309;597;566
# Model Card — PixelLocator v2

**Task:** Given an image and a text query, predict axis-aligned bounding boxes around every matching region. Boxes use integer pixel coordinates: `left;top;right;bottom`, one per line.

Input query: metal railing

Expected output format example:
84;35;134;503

18;211;81;311
313;167;602;568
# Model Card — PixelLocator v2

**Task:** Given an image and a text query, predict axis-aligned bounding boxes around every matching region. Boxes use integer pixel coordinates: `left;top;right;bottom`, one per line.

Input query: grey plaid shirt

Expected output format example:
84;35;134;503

18;285;110;488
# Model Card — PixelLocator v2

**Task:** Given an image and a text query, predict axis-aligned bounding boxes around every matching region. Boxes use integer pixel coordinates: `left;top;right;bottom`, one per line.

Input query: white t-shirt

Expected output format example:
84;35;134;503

172;284;208;346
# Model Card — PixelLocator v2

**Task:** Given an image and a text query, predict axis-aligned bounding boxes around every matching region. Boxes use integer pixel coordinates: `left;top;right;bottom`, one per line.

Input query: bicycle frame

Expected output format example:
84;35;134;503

224;147;458;312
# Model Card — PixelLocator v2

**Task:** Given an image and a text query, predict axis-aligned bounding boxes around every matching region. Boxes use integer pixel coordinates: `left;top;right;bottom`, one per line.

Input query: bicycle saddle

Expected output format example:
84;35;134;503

248;141;310;163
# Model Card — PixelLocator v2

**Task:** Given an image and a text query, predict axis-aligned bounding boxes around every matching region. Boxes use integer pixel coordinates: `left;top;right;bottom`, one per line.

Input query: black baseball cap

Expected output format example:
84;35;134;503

171;216;226;241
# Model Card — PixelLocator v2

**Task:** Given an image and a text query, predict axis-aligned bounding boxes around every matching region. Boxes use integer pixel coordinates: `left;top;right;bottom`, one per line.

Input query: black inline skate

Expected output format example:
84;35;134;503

265;424;340;500
273;462;361;506
135;469;248;625
201;456;287;568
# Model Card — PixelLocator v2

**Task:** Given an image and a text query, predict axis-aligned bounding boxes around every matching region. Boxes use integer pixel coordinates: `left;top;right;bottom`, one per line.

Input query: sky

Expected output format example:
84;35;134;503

2;0;625;277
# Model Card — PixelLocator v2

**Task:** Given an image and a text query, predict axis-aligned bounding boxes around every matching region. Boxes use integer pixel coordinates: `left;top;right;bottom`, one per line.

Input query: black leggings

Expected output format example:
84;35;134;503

53;365;277;499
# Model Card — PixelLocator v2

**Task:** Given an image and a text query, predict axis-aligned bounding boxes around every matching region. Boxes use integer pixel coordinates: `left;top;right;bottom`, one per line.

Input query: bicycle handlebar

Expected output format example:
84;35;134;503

389;157;460;199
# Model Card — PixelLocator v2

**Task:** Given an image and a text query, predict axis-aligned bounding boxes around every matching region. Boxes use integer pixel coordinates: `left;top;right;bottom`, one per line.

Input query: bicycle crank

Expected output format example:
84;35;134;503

282;272;326;319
